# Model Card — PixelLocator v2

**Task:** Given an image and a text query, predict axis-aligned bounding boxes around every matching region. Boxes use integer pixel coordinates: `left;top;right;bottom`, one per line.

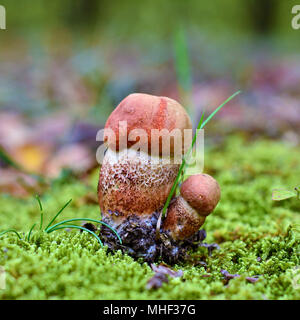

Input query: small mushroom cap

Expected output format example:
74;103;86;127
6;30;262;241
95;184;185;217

180;174;221;216
104;93;192;155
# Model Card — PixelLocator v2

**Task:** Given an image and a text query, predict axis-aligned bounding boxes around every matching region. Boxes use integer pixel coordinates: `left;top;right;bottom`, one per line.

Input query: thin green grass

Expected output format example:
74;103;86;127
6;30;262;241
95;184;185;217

173;26;194;120
0;195;122;247
46;218;122;244
174;26;192;94
155;112;205;238
27;223;37;241
36;195;44;230
0;229;22;240
44;199;73;231
156;91;241;237
47;224;103;247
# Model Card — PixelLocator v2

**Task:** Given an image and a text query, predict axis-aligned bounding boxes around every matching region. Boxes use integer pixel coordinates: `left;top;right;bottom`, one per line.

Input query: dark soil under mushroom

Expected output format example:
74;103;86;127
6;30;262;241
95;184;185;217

99;212;207;264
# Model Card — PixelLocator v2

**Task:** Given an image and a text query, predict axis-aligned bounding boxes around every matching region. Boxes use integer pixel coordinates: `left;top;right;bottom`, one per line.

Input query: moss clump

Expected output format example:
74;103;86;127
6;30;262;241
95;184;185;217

0;135;299;300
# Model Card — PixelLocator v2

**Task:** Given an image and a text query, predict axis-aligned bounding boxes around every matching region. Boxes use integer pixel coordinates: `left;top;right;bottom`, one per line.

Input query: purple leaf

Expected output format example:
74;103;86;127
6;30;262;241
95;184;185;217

146;264;183;290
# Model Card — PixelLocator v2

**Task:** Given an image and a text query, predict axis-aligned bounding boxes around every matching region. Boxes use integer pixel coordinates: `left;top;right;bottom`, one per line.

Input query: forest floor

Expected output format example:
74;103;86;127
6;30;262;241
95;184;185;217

0;135;299;300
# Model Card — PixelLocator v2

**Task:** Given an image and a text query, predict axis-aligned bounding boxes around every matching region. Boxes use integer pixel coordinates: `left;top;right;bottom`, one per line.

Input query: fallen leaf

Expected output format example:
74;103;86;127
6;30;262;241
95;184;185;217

0;168;46;198
146;263;183;290
45;143;95;178
146;273;169;290
220;269;260;285
150;263;183;278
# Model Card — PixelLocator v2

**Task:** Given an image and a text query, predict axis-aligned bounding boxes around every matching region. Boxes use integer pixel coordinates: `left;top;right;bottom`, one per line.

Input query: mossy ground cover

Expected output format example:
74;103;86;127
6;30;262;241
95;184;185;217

0;135;299;300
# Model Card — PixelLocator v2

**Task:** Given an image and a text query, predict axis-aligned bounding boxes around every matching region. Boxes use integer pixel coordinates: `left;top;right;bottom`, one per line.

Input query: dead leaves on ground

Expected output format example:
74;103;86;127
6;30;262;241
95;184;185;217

146;263;183;290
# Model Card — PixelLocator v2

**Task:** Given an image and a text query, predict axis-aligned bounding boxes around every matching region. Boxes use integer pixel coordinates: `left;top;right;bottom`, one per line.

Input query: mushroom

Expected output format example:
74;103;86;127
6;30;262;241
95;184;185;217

98;93;192;226
162;174;221;240
98;93;221;263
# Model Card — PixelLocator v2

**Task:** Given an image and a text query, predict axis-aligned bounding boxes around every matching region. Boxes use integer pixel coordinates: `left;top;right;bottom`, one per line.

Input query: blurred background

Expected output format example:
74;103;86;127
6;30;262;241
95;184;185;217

0;0;299;196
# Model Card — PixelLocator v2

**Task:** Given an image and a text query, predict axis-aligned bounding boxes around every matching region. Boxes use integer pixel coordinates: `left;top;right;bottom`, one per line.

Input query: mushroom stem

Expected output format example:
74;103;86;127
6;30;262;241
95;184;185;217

98;148;180;226
162;196;206;240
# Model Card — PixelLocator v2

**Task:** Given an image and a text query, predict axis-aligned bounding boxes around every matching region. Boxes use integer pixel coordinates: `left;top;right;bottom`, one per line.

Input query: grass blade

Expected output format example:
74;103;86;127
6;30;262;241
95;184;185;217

162;111;205;216
155;112;205;239
48;224;103;247
27;223;37;241
156;90;241;237
179;111;206;184
174;26;192;93
35;195;44;230
200;91;241;129
44;199;72;231
174;26;194;120
0;147;22;170
46;218;122;244
0;229;22;240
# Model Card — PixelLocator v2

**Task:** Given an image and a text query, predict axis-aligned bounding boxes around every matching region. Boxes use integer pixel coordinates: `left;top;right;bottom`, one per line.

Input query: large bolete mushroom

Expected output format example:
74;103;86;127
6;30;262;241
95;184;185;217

98;93;192;225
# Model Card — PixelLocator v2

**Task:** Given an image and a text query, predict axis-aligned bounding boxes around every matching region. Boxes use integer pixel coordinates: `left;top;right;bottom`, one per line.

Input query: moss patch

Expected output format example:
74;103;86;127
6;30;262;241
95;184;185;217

0;135;299;300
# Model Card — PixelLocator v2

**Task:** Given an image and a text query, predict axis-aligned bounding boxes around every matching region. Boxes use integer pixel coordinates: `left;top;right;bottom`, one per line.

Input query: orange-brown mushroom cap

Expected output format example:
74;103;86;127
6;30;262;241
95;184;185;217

180;174;221;216
104;93;192;156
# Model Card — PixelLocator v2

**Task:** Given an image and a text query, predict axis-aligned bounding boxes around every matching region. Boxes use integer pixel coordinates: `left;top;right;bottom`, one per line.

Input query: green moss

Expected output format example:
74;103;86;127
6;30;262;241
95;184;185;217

0;135;299;300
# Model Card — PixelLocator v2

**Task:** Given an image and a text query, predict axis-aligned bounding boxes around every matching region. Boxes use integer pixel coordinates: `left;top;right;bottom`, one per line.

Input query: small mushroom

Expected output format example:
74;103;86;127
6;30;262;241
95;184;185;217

162;174;221;240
